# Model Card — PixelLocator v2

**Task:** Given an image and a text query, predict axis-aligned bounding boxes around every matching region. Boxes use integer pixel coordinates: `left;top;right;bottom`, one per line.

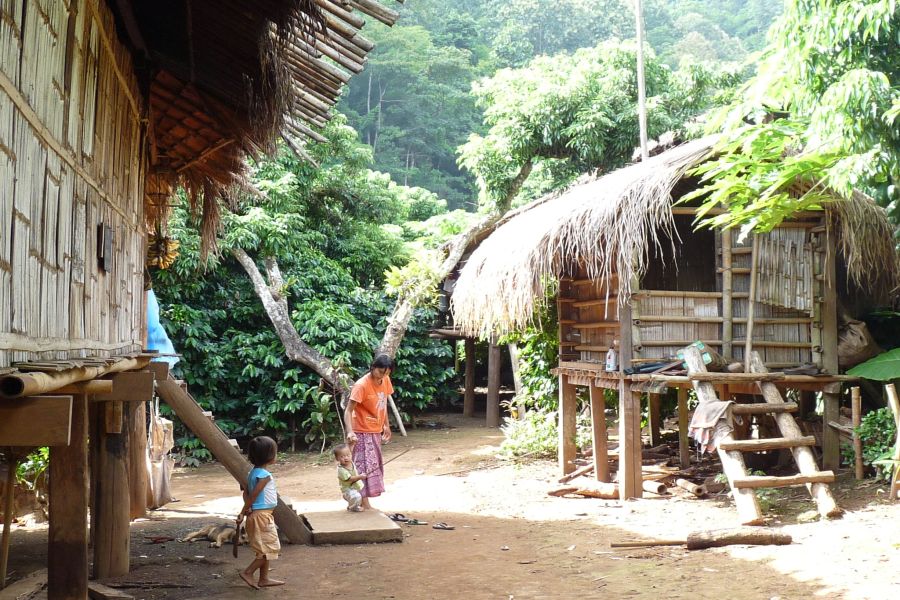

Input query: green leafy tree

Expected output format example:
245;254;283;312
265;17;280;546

459;42;741;211
692;0;900;234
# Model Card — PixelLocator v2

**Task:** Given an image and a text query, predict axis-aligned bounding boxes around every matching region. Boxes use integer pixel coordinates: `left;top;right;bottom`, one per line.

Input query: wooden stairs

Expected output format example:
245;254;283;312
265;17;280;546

683;346;843;525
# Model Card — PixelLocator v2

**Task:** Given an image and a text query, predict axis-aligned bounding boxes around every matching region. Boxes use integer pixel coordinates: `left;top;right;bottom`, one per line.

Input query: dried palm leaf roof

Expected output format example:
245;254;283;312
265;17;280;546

451;136;899;339
115;0;400;251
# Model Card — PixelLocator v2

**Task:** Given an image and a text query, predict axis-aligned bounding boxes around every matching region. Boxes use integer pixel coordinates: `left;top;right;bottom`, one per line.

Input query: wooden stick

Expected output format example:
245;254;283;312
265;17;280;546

387;394;407;437
744;234;759;372
0;454;16;590
851;387;863;480
558;463;595;484
612;528;792;550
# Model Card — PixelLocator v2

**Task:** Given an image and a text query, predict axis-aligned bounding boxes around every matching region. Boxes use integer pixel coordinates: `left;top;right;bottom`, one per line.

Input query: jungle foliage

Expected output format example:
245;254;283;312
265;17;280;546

154;118;456;454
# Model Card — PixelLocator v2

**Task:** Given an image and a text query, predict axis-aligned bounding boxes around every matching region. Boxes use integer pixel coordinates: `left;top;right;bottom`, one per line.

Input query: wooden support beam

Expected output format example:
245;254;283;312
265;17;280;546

95;371;155;403
463;338;475;418
648;393;662;447
486;342;501;427
589;384;609;482
155;376;310;543
0;454;16;590
0;396;73;446
851;386;863;480
677;387;690;468
721;228;733;359
92;402;130;578
559;375;577;475
48;395;89;599
126;401;148;520
56;380;114;395
617;387;643;499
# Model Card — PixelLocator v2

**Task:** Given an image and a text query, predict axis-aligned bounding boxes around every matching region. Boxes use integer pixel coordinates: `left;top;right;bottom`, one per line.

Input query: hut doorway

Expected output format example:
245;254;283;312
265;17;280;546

641;215;717;292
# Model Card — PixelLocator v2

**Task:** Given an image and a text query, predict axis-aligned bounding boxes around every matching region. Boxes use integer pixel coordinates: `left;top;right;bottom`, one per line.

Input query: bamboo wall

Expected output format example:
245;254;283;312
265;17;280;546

558;215;831;371
0;0;146;368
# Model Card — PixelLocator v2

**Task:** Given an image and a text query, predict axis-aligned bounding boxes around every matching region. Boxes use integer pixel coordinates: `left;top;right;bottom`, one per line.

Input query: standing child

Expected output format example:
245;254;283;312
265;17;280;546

237;436;283;589
334;443;367;511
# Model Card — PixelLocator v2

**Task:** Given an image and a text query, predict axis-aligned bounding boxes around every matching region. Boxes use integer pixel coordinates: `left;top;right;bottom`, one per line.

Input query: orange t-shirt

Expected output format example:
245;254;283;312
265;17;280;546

349;372;394;433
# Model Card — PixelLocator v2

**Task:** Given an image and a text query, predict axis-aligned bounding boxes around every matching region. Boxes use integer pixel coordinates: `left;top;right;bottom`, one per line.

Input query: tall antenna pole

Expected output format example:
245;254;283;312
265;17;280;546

634;0;649;161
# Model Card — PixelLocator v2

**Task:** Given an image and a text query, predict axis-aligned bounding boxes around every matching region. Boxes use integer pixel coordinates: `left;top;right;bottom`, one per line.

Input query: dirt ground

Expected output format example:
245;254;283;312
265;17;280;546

5;413;900;599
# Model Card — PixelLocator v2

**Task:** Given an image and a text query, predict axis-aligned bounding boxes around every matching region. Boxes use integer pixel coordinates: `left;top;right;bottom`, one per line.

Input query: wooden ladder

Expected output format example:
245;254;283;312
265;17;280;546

683;346;842;525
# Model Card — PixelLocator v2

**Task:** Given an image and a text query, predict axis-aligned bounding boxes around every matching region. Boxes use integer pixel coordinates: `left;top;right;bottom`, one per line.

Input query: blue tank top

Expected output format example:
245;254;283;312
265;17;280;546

247;467;277;510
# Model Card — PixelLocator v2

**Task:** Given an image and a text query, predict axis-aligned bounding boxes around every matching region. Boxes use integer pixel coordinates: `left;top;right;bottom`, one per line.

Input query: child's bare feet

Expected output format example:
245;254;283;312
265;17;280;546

259;578;285;587
240;572;260;589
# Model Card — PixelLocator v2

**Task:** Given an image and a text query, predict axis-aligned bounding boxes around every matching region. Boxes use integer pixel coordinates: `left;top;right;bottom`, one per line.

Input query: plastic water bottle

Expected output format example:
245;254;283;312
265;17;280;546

605;340;619;372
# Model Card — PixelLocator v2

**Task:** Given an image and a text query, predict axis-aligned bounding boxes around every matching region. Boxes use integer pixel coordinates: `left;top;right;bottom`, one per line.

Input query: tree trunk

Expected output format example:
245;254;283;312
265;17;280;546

232;248;350;399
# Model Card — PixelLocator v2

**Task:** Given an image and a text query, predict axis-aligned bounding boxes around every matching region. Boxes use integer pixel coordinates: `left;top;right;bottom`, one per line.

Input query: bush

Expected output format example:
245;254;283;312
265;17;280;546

499;409;595;458
845;407;898;481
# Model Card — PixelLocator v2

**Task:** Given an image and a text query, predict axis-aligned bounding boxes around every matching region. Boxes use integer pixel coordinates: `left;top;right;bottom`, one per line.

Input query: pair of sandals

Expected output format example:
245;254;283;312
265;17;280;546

388;513;455;530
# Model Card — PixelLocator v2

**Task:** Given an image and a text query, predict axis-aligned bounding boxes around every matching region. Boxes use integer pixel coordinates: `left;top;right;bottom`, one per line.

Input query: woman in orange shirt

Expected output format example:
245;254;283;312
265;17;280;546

343;354;394;510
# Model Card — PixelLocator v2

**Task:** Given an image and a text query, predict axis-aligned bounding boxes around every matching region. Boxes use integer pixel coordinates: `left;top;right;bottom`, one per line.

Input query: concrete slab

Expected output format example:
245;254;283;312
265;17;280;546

302;511;403;545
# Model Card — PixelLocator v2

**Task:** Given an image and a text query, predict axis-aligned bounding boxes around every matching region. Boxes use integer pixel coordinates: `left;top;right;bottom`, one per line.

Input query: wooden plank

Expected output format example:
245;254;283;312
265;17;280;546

88;581;134;599
749;352;842;518
589;384;609;482
95;370;154;402
155;375;308;543
0;395;72;446
304;510;402;545
719;436;816;452
617;389;643;499
558;375;577;475
733;472;835;489
48;395;89;599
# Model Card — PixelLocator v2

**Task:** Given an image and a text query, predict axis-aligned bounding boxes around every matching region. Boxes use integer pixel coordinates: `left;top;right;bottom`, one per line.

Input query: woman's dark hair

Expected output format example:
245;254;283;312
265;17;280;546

370;354;394;371
248;436;277;467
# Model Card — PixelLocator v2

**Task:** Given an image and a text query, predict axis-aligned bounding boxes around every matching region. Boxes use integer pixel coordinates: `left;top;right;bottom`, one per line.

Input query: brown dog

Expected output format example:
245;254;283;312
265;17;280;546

180;523;248;548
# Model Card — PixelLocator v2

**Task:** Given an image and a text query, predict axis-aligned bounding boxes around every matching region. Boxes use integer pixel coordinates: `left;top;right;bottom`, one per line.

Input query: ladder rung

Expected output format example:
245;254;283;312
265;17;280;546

731;402;798;416
732;471;835;489
719;436;816;452
573;298;617;308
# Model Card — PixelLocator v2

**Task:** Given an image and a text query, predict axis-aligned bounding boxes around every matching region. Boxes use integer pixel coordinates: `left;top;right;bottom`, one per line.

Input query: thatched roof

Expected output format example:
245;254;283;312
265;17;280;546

115;0;399;249
451;137;899;339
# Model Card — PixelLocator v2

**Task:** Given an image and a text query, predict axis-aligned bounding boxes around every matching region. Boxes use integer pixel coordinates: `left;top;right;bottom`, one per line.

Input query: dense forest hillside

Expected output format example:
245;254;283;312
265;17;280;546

339;0;783;209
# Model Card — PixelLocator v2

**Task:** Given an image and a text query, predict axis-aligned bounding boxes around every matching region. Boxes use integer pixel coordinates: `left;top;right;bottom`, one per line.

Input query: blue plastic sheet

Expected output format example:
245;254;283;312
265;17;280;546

146;289;180;366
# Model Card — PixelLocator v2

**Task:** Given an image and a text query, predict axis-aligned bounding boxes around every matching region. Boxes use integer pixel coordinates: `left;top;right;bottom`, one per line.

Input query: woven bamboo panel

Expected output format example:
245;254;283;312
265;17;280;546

635;296;720;360
0;0;144;367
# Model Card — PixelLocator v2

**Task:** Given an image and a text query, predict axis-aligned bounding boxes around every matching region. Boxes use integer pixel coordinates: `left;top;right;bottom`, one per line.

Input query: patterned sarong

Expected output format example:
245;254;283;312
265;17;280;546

352;432;384;498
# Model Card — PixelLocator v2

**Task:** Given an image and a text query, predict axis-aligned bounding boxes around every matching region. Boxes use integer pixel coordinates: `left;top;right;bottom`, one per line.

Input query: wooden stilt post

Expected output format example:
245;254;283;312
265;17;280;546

559;375;577;475
93;402;130;578
126;401;148;520
744;234;759;372
486;341;501;427
822;388;841;471
678;387;691;468
851;387;863;480
821;224;840;470
648;393;662;447
463;337;475;418
589;384;609;482
0;453;16;590
618;384;643;499
48;394;89;599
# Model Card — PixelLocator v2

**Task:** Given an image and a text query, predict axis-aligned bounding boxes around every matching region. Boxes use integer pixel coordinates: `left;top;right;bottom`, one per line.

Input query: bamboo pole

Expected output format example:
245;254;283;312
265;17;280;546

633;0;649;160
851;387;863;480
744;235;759;372
463;338;475;418
0;357;150;399
721;229;733;359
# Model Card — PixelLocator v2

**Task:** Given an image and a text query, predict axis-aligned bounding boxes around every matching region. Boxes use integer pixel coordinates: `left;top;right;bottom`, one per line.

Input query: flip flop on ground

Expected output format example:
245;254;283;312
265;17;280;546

405;518;428;526
432;522;455;530
388;513;408;522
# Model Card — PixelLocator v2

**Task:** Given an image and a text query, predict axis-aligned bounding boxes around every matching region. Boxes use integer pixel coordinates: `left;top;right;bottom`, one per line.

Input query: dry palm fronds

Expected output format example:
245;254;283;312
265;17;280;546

451;137;717;339
451;137;899;338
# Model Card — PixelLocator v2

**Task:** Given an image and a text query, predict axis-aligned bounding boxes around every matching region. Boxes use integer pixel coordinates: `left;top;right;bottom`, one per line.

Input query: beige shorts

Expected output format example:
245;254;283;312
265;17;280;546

246;509;280;560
